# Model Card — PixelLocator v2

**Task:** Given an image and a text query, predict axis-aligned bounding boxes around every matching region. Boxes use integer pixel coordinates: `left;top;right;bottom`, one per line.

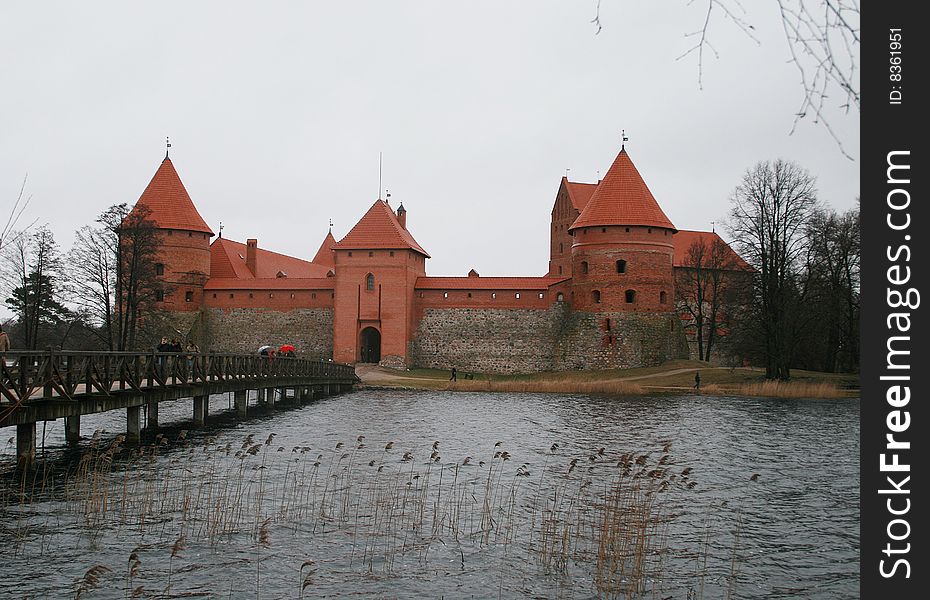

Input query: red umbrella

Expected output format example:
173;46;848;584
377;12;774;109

279;344;296;354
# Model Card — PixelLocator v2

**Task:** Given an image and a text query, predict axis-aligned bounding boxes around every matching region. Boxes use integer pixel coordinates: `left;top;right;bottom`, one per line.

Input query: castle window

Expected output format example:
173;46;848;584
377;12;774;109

492;293;497;299
660;291;667;304
559;243;563;254
229;293;234;299
601;228;606;233
348;252;353;257
188;232;192;237
648;228;652;234
625;227;630;233
290;293;295;299
368;251;374;257
467;293;472;298
366;273;375;290
312;293;317;299
605;318;611;331
581;261;589;274
185;291;193;302
558;266;562;275
625;290;636;303
155;263;164;276
249;293;253;298
443;292;449;299
592;290;601;304
269;293;274;298
155;290;165;302
390;251;394;257
556;292;564;302
515;293;521;299
616;260;627;274
538;293;544;299
212;293;217;298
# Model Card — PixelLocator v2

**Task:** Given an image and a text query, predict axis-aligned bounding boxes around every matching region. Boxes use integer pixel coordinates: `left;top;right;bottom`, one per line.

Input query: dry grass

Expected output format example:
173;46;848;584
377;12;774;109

700;380;845;399
442;377;644;395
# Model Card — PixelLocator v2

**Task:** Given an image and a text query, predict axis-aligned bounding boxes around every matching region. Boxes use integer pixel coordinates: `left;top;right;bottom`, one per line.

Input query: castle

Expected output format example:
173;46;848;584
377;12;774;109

132;144;743;372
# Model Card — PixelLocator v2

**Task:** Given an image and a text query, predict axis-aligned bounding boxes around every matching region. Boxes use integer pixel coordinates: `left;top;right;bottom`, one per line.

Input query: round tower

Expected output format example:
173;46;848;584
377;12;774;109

567;148;675;313
131;157;214;312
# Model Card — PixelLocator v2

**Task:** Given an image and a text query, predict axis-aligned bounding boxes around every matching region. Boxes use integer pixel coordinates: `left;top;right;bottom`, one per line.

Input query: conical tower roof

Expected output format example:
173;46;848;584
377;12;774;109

312;230;337;267
333;199;430;257
131;157;214;235
568;148;675;232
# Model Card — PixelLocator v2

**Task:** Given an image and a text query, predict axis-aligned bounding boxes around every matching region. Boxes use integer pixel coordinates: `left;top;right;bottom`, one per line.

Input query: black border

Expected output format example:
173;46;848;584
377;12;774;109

861;4;925;596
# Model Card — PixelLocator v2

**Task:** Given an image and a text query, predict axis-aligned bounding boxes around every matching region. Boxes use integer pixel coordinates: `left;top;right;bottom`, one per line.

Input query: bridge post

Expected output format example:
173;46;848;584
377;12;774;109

127;405;141;443
278;387;289;405
146;400;159;431
234;389;247;417
193;395;208;425
266;388;275;408
65;415;81;445
299;387;309;402
16;423;36;468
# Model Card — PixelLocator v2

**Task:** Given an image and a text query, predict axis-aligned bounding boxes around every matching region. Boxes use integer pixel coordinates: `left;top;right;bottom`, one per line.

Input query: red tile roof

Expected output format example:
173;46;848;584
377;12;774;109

334;200;430;257
416;276;569;290
569;149;675;231
312;231;337;268
210;237;333;280
564;179;598;211
672;230;751;270
131;158;214;235
204;277;334;291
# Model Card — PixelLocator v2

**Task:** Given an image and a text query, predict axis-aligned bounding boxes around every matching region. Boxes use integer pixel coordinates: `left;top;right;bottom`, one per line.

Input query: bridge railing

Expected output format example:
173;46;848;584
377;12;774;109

0;351;356;405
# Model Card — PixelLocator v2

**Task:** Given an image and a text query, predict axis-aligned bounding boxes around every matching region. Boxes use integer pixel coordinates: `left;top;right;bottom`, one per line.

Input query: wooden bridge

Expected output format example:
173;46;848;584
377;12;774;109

1;350;358;467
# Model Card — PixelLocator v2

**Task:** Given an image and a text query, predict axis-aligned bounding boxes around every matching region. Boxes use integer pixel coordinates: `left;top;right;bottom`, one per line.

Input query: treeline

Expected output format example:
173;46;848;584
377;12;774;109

1;203;169;352
676;159;859;378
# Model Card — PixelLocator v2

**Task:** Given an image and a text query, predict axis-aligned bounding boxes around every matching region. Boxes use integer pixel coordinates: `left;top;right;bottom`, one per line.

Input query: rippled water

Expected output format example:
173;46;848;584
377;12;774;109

0;389;859;599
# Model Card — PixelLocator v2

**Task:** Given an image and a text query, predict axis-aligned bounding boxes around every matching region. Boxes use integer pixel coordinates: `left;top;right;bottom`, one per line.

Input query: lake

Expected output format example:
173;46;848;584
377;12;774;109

0;389;859;599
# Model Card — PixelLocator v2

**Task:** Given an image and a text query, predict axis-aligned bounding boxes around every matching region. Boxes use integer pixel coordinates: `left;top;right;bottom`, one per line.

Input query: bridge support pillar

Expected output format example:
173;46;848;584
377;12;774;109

279;388;289;405
146;400;159;431
193;395;208;425
323;384;330;396
16;422;36;468
266;388;275;408
234;390;248;417
299;387;309;402
65;415;81;446
126;406;141;444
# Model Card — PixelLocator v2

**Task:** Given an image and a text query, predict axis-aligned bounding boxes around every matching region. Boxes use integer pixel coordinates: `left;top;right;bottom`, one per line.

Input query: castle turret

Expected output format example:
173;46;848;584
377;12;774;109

567;148;676;312
130;157;214;311
331;199;429;366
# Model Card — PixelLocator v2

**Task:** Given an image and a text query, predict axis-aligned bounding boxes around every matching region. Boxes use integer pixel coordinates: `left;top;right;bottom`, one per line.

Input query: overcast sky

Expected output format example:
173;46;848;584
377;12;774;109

2;2;859;283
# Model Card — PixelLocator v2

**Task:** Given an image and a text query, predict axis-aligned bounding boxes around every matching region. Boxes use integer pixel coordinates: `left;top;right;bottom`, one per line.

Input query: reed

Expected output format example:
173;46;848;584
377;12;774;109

701;380;844;398
3;428;732;597
444;377;644;395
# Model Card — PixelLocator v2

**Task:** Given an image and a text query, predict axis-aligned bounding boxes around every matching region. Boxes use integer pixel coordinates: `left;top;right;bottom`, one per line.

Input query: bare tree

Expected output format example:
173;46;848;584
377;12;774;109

675;234;741;362
591;1;859;157
727;159;820;379
68;203;163;350
2;226;68;349
1;175;35;254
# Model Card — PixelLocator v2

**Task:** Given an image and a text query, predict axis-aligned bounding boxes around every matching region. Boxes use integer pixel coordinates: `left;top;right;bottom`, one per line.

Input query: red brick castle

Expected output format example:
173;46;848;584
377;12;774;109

132;144;739;372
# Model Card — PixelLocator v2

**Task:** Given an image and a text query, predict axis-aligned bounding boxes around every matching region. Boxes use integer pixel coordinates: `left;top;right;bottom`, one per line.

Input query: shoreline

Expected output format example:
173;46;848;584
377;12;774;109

355;360;860;400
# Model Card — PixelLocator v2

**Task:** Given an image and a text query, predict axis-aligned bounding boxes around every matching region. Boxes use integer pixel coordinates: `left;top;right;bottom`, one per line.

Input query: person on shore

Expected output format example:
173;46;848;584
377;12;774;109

694;371;701;390
450;367;457;382
0;324;10;364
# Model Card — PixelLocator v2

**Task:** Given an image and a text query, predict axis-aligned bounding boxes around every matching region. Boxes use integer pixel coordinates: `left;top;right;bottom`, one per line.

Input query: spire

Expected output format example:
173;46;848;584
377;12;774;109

334;199;429;257
131;156;214;235
568;147;675;232
312;229;337;268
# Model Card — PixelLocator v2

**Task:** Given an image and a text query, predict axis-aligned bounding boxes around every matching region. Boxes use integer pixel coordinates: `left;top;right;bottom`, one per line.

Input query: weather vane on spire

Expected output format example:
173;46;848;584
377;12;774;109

329;218;333;233
166;136;172;158
621;129;628;150
218;221;224;238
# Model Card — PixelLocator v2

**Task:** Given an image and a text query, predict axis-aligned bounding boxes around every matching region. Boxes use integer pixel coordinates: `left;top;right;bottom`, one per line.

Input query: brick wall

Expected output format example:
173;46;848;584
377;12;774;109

199;307;334;358
409;305;567;373
555;310;689;370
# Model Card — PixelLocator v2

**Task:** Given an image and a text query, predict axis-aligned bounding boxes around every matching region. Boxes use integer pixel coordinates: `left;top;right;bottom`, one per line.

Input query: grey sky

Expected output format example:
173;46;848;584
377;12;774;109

2;2;859;282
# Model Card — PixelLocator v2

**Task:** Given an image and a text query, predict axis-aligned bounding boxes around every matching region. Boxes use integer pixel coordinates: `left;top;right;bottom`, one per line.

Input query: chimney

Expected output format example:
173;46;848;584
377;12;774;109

246;238;258;275
396;203;407;229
